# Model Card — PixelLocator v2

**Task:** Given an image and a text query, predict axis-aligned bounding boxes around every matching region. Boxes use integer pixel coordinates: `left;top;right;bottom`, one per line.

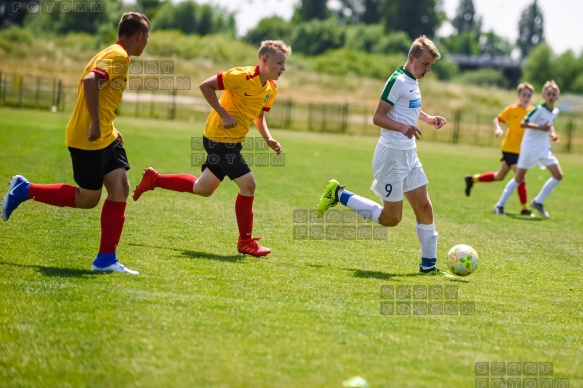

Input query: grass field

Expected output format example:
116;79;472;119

0;107;582;387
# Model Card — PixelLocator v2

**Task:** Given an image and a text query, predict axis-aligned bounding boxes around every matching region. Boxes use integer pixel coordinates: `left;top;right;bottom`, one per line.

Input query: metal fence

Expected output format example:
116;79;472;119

1;72;581;154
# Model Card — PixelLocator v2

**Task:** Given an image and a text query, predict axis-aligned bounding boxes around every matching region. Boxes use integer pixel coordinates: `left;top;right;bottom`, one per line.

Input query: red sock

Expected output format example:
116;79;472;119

99;199;126;254
235;194;254;240
28;184;76;208
478;172;495;182
517;181;527;205
156;174;197;193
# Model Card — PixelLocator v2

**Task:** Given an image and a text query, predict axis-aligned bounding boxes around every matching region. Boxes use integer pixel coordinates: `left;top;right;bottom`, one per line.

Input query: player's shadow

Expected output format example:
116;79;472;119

343;267;468;282
504;213;543;221
128;243;244;263
180;250;245;263
349;268;402;280
0;261;97;278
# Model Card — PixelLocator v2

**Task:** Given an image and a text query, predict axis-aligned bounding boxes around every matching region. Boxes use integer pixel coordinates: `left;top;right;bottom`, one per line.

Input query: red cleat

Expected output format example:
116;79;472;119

133;167;158;201
237;237;271;257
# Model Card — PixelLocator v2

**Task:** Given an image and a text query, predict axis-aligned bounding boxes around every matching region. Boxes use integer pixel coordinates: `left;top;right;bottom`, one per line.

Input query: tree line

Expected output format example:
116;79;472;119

1;0;582;93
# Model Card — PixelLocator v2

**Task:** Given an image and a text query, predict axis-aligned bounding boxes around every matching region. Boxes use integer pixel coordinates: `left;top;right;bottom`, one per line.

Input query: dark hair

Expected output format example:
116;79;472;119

118;12;150;38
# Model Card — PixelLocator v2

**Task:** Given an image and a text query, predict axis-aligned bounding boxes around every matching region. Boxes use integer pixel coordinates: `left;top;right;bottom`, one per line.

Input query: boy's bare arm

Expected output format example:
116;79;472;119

493;117;504;137
254;112;281;155
83;72;102;141
521;120;550;131
420;110;446;129
199;75;237;128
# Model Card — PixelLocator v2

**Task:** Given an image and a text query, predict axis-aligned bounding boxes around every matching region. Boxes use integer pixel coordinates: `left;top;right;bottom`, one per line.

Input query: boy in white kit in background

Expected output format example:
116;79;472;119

494;80;563;218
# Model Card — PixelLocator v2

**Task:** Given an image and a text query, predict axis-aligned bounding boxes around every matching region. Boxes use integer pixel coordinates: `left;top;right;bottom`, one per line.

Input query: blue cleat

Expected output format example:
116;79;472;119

2;175;31;221
91;253;139;275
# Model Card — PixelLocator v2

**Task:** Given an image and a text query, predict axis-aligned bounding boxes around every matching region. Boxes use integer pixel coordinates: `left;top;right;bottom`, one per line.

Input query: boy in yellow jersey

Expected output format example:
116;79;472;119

133;40;292;257
1;12;150;274
464;83;535;216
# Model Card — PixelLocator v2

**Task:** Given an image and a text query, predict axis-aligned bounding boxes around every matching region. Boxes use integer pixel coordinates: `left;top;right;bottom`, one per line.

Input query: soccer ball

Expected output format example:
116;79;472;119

446;244;478;276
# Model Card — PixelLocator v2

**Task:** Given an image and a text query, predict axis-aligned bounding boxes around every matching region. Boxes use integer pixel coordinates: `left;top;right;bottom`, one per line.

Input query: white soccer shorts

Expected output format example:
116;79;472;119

370;143;428;202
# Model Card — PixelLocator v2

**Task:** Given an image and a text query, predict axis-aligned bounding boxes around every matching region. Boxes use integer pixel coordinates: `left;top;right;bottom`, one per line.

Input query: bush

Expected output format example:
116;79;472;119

572;74;583;95
431;58;459;81
344;24;383;53
457;68;508;88
289;19;345;56
146;31;256;64
55;33;100;51
244;17;292;46
0;26;34;45
373;31;411;55
310;48;405;79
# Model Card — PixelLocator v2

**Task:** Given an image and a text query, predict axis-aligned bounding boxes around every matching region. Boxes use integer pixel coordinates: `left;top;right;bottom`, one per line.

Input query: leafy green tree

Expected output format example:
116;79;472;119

361;0;381;24
381;0;442;40
452;0;481;39
440;32;480;55
25;0;122;36
373;30;411;54
521;43;553;89
197;4;215;35
292;0;329;23
572;73;583;94
554;50;578;93
344;24;384;52
480;30;513;57
330;0;381;24
151;1;235;36
0;0;31;29
289;18;344;55
173;1;198;34
136;0;161;19
517;0;544;58
244;16;292;46
575;53;583;93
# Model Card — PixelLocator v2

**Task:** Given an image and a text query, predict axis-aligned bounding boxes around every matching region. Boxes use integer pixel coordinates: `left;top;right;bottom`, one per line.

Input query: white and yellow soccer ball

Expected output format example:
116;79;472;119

446;244;478;276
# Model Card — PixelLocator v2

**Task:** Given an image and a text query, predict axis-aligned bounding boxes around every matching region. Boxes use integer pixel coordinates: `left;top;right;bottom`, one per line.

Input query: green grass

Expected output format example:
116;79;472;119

1;107;582;387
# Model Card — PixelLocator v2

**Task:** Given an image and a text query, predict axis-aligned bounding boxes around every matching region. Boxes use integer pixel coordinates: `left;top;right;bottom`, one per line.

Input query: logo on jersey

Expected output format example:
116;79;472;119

409;98;422;109
264;94;271;103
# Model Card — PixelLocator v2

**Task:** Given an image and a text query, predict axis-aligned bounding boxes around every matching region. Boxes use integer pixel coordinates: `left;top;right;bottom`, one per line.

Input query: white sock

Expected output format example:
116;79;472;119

496;179;520;208
339;188;382;223
417;222;438;269
534;177;561;204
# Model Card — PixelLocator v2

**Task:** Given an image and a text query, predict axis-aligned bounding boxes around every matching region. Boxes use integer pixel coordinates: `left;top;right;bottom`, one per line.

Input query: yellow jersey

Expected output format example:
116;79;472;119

497;103;534;154
204;66;277;143
65;41;130;150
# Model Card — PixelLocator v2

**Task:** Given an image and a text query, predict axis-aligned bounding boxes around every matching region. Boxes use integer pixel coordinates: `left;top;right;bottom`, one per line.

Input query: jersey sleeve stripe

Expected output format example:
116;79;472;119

262;107;270;112
217;72;224;90
91;67;109;81
380;72;399;105
524;105;539;122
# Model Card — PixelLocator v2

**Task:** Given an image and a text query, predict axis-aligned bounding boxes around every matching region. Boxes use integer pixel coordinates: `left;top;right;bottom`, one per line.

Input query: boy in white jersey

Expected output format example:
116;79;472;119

316;36;452;277
494;80;562;218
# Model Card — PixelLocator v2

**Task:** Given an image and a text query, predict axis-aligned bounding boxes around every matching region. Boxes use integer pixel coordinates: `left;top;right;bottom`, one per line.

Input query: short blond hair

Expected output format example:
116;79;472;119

409;35;441;59
542;80;560;94
259;40;292;58
517;82;534;94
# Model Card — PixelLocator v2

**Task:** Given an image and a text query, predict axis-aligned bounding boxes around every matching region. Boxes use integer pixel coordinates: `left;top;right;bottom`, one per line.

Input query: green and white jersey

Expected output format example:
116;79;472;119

378;66;421;150
521;103;559;152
